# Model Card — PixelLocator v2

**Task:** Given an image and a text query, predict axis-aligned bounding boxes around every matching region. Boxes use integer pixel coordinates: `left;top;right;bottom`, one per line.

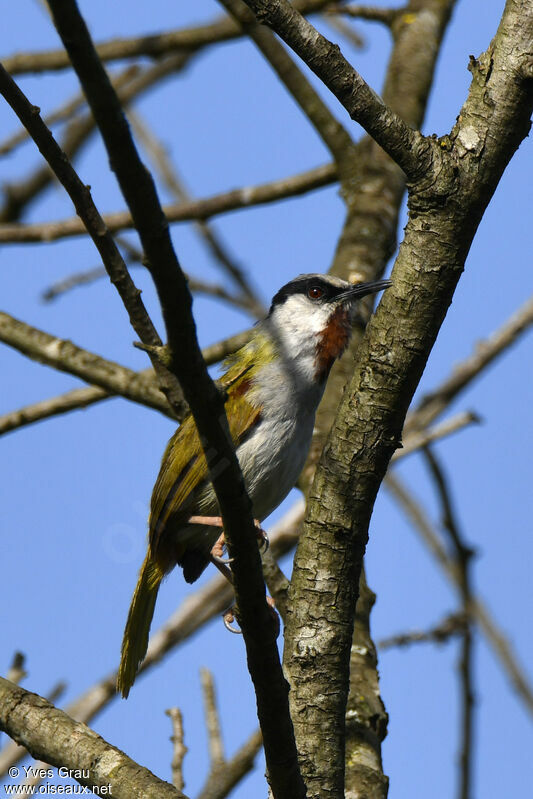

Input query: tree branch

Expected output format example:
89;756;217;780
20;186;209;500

0;679;187;799
2;0;334;75
166;707;187;793
0;329;252;437
0;162;337;244
238;0;428;178
385;471;533;717
0;310;181;417
218;0;356;167
283;0;533;795
407;292;533;431
422;446;475;799
326;4;402;26
196;729;263;799
43;3;304;795
378;612;468;650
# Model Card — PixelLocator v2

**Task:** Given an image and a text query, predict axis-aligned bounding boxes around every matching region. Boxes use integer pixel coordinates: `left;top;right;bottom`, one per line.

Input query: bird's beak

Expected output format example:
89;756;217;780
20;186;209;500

334;278;392;303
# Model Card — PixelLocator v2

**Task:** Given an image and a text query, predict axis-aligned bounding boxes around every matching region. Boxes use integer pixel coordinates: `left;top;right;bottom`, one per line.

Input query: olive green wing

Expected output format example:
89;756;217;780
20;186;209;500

148;372;261;559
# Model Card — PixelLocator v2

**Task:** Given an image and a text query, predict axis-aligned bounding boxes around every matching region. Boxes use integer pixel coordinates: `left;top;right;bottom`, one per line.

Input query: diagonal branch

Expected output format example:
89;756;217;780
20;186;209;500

0;679;187;799
2;0;334;75
407;292;533;431
0;162;337;244
43;2;304;796
283;1;533;796
0;310;180;417
0;329;252;437
238;0;429;177
130;113;266;317
218;0;356;167
385;471;533;717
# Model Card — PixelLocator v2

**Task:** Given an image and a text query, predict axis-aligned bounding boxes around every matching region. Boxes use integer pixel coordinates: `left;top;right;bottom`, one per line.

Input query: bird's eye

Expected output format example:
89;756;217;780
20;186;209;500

307;286;323;300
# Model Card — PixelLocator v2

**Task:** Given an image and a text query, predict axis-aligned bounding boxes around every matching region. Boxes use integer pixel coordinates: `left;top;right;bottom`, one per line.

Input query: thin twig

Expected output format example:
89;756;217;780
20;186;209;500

326;4;402;26
385;472;533;717
394;411;481;460
423;447;475;799
378;612;467;650
5;653;27;685
196;729;263;799
407;293;533;431
44;5;304;793
0;82;90;156
42;259;259;315
0;162;338;244
130;112;266;317
200;669;225;771
322;14;365;50
3;0;333;75
261;550;290;622
239;0;427;178
166;708;188;792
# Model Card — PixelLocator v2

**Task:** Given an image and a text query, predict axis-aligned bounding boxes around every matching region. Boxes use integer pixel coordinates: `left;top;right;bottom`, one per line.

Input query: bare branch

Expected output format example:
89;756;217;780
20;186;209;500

196;729;263;799
378;612;468;650
0;678;187;799
395;411;481;461
0;329;252;437
422;447;475;799
407;292;533;431
283;2;533;792
261;550;290;621
200;669;225;771
130;112;266;317
2;0;333;75
385;472;533;717
0;162;337;244
0;80;92;155
238;0;428;177
326;4;402;26
42;259;259;315
5;653;27;685
166;708;188;792
321;14;365;50
0;310;180;418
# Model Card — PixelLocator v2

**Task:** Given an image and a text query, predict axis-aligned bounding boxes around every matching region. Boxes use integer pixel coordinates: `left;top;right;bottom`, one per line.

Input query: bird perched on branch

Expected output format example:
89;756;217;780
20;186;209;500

117;273;391;696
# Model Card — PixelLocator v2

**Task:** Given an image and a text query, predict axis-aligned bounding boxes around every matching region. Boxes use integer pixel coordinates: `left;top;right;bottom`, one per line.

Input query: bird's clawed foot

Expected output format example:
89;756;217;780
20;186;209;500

222;595;279;636
254;519;270;553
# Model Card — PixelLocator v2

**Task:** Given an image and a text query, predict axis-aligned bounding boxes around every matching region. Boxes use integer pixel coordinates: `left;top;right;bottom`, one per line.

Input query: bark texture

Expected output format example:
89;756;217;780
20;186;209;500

0;679;185;799
281;1;533;796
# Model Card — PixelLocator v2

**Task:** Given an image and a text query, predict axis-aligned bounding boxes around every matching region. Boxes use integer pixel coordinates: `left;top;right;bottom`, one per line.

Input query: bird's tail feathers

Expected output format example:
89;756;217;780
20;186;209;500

117;554;164;698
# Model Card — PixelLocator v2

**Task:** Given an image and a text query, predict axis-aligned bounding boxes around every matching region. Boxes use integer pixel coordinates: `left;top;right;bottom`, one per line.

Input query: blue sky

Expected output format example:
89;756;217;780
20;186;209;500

1;1;532;797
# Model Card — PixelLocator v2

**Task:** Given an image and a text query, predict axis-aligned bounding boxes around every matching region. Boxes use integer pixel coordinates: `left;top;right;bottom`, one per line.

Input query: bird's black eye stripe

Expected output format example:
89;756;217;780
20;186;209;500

269;275;341;313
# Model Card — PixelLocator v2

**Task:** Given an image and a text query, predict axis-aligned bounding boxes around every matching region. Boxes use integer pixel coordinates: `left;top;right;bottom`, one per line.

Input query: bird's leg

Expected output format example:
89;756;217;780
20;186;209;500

186;515;269;565
186;515;234;566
